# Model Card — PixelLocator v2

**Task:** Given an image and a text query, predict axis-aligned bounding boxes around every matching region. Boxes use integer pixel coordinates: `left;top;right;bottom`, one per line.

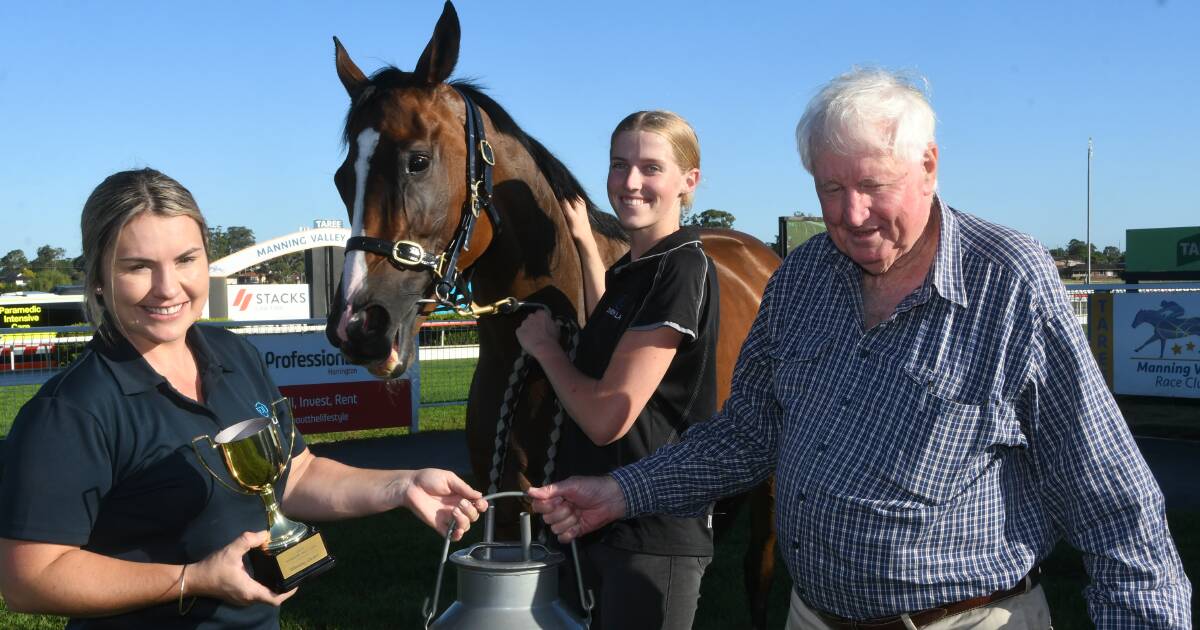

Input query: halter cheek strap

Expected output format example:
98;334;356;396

344;85;502;313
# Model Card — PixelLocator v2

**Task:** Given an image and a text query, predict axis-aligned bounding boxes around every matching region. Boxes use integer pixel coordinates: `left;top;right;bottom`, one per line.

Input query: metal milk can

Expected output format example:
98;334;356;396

423;491;594;629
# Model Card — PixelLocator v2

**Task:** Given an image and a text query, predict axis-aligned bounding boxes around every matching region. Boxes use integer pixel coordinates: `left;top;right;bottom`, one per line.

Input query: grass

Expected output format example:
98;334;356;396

4;506;1196;628
2;357;1198;626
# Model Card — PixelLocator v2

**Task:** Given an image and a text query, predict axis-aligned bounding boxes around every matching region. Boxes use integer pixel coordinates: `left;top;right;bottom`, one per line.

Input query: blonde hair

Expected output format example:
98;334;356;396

610;110;701;210
80;168;208;337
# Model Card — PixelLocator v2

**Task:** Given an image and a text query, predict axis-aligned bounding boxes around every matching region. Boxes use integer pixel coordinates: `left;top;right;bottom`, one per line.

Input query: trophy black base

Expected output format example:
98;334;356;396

248;527;337;593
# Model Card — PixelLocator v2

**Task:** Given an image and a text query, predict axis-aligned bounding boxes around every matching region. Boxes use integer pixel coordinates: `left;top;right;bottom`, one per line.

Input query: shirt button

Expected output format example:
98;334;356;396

815;443;827;453
798;493;807;502
839;396;850;408
792;539;801;550
858;347;869;358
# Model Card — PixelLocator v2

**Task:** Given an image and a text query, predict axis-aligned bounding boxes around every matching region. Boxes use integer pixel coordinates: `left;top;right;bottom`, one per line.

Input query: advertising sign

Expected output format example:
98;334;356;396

1125;226;1200;280
1113;292;1200;398
0;295;86;328
1087;292;1115;388
227;284;310;321
243;331;418;433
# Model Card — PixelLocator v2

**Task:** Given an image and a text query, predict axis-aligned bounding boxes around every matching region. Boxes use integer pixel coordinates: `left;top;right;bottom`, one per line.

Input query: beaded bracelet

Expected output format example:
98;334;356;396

178;563;196;616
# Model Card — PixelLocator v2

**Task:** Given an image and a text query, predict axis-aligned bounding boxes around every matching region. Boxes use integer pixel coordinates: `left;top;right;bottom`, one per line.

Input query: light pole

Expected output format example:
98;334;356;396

1086;138;1093;284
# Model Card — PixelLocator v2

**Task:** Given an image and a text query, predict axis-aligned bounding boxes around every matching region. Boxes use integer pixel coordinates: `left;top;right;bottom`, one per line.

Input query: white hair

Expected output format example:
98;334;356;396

795;68;936;173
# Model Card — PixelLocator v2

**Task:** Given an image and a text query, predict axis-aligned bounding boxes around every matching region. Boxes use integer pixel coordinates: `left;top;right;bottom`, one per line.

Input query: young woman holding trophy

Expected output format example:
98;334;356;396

0;168;488;627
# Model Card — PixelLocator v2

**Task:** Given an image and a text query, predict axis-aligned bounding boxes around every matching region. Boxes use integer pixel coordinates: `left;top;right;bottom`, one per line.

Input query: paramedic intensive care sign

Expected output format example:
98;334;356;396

243;332;419;433
1114;292;1200;399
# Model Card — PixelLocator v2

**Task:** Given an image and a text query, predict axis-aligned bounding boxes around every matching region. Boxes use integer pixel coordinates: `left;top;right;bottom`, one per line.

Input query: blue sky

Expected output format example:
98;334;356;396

1;1;1196;260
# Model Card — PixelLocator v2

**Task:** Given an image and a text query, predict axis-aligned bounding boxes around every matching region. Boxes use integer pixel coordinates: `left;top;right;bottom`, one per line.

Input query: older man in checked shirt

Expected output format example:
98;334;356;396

530;68;1191;629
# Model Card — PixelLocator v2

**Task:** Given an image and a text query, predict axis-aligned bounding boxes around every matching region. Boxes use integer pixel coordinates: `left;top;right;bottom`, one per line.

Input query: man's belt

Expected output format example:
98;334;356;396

814;568;1040;630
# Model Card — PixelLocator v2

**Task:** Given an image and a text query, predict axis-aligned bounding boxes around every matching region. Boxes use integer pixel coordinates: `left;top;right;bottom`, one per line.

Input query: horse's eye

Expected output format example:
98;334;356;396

407;153;431;174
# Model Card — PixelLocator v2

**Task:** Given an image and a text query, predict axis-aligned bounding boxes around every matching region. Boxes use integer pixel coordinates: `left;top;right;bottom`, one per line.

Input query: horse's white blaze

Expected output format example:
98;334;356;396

337;128;381;340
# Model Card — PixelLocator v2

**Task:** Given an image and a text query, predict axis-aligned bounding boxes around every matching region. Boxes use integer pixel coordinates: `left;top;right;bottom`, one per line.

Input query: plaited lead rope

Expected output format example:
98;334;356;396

487;352;531;494
486;314;579;496
542;318;579;484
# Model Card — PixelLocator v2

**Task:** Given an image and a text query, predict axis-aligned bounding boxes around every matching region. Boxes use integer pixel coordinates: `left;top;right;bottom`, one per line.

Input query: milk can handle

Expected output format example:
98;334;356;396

420;490;593;629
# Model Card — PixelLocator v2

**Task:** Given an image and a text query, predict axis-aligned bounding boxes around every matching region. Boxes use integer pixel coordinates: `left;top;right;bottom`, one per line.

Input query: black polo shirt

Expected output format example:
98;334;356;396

557;227;718;557
0;324;305;629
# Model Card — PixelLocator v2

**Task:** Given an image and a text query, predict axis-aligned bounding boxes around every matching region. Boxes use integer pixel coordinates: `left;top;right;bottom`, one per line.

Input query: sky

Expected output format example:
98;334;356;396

1;1;1197;261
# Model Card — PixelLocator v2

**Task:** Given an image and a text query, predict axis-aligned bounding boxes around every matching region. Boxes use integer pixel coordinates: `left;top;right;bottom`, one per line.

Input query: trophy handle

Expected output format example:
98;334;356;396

190;435;255;496
270;397;298;471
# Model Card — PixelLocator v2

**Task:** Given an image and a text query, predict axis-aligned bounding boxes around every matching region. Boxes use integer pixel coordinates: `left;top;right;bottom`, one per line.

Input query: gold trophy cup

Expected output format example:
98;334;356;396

192;399;335;592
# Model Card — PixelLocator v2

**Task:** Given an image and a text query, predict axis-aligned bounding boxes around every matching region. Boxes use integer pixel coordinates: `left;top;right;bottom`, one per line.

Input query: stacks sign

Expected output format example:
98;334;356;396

244;331;419;433
207;222;350;320
226;285;310;321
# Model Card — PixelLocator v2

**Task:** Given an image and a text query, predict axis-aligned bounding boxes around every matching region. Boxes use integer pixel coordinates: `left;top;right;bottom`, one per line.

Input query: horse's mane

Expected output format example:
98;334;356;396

342;68;627;244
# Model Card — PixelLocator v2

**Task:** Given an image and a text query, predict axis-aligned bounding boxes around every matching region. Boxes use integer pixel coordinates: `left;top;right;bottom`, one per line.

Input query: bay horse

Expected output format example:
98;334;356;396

323;3;781;626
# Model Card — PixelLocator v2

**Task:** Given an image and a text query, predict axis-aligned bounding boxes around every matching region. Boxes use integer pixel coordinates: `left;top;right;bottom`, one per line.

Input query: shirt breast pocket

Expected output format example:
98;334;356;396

867;368;1015;506
768;332;829;422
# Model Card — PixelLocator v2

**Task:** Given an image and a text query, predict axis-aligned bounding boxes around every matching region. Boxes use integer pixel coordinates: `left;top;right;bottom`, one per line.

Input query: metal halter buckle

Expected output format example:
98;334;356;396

390;240;432;269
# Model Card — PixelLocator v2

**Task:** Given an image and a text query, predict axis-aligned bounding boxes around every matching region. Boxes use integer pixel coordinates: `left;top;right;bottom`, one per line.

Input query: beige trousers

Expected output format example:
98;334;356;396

785;585;1053;629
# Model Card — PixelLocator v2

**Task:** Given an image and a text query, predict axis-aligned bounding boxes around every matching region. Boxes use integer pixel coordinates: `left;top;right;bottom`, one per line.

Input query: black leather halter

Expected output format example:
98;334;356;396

343;86;501;311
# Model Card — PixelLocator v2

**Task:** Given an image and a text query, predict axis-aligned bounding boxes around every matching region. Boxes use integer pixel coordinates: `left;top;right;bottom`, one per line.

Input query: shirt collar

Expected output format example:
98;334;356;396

822;195;969;309
93;324;233;396
930;196;969;308
611;226;704;274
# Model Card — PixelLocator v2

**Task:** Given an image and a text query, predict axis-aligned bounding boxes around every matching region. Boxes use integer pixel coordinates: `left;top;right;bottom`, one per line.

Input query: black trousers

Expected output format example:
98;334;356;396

560;540;712;630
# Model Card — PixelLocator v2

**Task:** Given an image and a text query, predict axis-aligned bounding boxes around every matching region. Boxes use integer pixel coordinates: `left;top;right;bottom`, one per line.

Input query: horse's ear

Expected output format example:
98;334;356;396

333;36;369;100
413;1;460;85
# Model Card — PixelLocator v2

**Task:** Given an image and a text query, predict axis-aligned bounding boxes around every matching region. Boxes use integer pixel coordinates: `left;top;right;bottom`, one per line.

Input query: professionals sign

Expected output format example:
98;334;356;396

243;331;419;433
227;284;310;321
1113;292;1200;399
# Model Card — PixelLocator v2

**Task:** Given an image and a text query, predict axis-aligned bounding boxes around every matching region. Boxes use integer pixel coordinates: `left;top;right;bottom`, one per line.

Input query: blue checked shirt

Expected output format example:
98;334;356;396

612;199;1191;628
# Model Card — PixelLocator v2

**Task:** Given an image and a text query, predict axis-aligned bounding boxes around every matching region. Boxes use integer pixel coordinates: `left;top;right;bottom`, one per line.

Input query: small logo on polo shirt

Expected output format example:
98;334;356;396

255;402;271;417
605;295;629;321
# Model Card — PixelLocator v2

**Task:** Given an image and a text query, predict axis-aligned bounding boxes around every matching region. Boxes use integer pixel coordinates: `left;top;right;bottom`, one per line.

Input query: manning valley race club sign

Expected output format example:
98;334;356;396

1113;292;1200;398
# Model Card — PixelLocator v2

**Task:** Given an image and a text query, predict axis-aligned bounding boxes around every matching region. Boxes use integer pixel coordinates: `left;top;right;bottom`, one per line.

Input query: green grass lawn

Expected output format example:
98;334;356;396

2;359;1198;626
4;506;1196;628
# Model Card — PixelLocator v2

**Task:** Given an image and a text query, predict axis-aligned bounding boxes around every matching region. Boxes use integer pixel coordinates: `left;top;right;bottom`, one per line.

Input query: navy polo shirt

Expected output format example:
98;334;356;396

0;324;306;629
558;226;719;557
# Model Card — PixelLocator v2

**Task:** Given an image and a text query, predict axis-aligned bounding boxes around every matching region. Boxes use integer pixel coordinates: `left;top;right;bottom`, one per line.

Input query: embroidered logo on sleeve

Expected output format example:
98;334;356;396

255;402;271;417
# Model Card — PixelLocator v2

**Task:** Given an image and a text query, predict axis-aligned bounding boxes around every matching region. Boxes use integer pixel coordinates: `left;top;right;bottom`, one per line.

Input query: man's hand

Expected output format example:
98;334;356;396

400;469;488;541
528;476;627;543
189;531;297;606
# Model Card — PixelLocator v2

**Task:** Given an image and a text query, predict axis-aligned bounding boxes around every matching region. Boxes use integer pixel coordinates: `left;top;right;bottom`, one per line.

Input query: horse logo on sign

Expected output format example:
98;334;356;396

1133;300;1200;358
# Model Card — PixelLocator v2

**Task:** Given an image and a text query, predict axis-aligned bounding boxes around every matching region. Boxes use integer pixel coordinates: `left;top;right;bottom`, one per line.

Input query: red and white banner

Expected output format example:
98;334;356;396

243;331;419;433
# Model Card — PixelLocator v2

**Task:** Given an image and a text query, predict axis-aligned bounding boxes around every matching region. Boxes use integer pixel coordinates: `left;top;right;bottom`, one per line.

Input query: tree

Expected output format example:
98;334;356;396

29;268;73;292
1;249;29;277
208;226;257;260
684;209;736;229
264;252;305;283
33;245;66;268
1102;246;1123;263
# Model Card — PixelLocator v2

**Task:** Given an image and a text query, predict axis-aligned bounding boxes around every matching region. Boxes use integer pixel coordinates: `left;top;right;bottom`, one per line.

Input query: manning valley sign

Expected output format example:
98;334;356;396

1112;292;1200;398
